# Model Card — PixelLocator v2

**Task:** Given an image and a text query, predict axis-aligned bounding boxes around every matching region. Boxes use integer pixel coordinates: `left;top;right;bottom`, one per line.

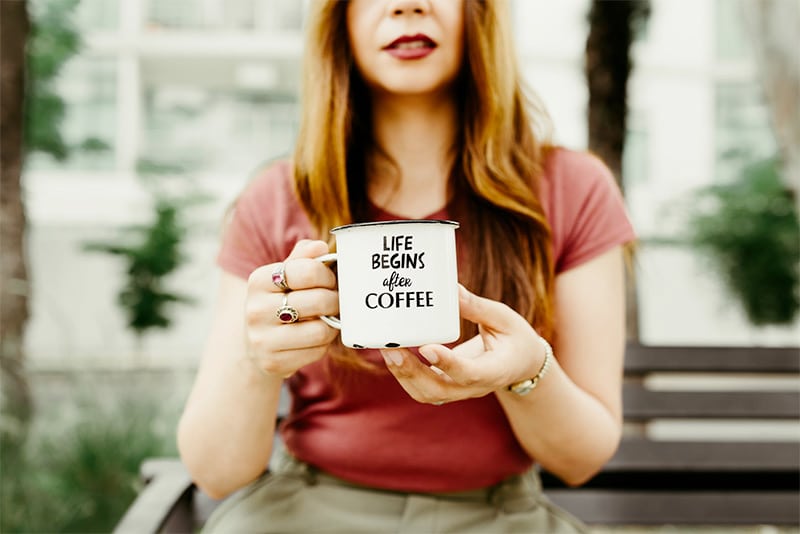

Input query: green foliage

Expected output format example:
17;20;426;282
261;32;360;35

24;0;81;160
77;136;111;152
24;0;110;160
0;397;177;533
136;157;190;176
84;197;194;337
686;157;800;325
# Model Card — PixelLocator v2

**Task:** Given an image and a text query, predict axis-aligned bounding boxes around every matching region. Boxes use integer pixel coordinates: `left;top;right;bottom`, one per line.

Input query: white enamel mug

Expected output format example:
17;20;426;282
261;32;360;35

316;220;460;349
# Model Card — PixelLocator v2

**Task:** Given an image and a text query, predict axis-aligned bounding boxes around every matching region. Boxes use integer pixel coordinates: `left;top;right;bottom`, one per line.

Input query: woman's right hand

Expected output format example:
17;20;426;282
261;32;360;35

245;239;340;378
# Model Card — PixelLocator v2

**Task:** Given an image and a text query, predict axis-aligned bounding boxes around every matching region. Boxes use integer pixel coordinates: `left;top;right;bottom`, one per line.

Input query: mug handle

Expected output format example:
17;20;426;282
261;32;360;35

314;253;341;330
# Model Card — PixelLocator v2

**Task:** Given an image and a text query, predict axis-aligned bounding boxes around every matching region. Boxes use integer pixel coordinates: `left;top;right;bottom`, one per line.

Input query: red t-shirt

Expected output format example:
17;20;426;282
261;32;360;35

217;148;635;492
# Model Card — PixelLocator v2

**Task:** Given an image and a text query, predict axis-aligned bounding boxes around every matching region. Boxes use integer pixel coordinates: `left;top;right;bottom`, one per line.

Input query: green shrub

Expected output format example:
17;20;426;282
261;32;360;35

686;156;800;325
1;396;177;533
83;196;194;339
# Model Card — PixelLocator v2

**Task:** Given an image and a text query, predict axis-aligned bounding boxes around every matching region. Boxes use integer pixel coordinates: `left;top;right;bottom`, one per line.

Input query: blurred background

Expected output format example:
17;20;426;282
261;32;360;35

1;0;798;531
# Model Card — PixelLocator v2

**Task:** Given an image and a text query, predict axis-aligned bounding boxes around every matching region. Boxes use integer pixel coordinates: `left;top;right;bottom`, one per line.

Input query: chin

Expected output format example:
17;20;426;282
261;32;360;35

376;74;459;98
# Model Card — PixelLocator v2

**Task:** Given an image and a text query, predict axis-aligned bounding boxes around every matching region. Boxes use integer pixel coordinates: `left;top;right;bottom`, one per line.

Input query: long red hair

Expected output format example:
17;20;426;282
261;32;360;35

294;0;555;365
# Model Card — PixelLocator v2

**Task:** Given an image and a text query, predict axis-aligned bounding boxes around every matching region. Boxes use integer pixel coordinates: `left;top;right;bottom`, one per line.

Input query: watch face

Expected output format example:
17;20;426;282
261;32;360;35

511;379;535;395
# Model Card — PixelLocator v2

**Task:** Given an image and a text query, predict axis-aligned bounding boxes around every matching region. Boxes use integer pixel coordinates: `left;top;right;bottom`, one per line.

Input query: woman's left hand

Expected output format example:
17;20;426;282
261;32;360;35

380;284;547;405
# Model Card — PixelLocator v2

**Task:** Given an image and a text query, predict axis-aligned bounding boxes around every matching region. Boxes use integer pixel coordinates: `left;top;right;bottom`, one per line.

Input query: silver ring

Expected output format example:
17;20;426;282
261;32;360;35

272;263;290;291
276;294;299;324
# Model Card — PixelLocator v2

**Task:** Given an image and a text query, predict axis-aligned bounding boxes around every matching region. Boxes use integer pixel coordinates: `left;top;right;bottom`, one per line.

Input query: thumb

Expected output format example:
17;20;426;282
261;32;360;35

457;284;519;333
286;239;330;261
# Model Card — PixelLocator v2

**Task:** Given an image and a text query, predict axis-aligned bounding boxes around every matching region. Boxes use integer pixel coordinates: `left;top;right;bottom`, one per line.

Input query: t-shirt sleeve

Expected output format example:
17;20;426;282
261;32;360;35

216;161;314;279
550;151;636;273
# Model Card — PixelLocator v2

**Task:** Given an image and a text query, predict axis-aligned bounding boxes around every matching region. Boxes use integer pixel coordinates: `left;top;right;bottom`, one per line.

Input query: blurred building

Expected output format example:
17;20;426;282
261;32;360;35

24;0;798;369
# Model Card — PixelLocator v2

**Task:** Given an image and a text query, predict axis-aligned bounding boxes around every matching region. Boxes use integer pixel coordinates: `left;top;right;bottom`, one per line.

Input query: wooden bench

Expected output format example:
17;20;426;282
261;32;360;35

114;344;800;533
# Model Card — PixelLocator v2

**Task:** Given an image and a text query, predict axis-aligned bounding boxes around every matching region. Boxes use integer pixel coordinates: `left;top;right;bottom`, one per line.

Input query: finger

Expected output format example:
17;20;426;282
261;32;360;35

248;255;336;293
457;284;521;333
280;240;335;290
418;343;497;389
248;263;286;293
250;318;339;354
380;349;455;404
445;334;484;359
270;288;339;324
248;240;330;292
286;239;330;261
281;258;337;290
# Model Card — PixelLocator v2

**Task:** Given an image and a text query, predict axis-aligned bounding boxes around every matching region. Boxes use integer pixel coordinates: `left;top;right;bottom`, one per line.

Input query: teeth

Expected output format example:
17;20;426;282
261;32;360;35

396;40;429;49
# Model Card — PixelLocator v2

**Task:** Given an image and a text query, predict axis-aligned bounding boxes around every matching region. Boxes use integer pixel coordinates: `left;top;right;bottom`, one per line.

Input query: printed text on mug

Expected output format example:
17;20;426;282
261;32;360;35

365;234;434;309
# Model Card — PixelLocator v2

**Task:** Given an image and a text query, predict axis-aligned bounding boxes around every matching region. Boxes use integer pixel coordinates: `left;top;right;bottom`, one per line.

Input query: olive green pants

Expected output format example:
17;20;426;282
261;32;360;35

203;453;588;533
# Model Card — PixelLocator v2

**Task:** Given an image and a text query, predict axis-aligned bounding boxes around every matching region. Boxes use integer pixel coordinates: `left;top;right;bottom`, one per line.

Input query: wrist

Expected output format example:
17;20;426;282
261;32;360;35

241;355;286;386
505;336;553;396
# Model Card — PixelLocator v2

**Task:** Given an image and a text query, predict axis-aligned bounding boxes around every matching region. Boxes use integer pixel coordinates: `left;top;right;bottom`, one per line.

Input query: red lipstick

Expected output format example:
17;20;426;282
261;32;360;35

384;33;437;60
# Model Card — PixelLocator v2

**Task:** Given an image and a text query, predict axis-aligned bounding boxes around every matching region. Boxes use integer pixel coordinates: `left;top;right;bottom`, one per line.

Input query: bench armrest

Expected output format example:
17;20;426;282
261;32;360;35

113;459;194;534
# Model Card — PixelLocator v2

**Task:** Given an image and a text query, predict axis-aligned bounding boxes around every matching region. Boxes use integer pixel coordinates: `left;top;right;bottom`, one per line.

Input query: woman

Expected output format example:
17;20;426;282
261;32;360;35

178;0;635;532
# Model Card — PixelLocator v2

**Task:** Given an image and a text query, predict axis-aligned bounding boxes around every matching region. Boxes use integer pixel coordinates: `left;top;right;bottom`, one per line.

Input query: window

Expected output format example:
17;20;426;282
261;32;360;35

147;0;201;30
74;0;119;32
146;0;303;31
233;93;298;164
715;0;750;60
140;85;298;177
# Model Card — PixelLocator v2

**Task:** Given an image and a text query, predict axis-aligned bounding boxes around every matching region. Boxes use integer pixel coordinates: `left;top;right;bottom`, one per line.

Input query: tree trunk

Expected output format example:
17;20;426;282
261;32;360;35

0;0;33;448
585;0;649;342
740;0;800;212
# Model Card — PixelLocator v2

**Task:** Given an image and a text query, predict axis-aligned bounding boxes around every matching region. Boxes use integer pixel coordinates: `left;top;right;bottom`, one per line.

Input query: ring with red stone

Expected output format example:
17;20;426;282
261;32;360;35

271;263;290;291
276;294;299;324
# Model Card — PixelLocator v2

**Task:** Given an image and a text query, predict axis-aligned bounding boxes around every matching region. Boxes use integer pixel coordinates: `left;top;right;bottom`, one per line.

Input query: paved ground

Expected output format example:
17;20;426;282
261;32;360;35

592;526;798;533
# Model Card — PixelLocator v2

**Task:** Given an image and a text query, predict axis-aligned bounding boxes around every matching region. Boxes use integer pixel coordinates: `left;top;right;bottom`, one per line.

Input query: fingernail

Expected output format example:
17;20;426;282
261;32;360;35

382;350;404;366
419;347;439;365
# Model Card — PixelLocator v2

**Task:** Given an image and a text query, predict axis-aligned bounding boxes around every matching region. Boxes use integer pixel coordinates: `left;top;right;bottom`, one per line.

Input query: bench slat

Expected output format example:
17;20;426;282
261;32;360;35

624;344;800;374
546;489;800;525
622;383;800;419
605;438;800;471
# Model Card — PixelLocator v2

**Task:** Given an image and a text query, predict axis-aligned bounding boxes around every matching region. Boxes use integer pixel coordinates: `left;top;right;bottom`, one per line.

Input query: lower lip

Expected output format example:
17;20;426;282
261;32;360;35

385;46;435;60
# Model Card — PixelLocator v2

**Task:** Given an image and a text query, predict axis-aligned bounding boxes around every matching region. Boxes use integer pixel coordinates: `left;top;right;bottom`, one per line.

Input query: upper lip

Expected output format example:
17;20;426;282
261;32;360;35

384;33;437;49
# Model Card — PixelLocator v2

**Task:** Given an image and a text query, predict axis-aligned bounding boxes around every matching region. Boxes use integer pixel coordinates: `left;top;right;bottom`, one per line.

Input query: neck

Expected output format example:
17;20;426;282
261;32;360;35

367;92;459;215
